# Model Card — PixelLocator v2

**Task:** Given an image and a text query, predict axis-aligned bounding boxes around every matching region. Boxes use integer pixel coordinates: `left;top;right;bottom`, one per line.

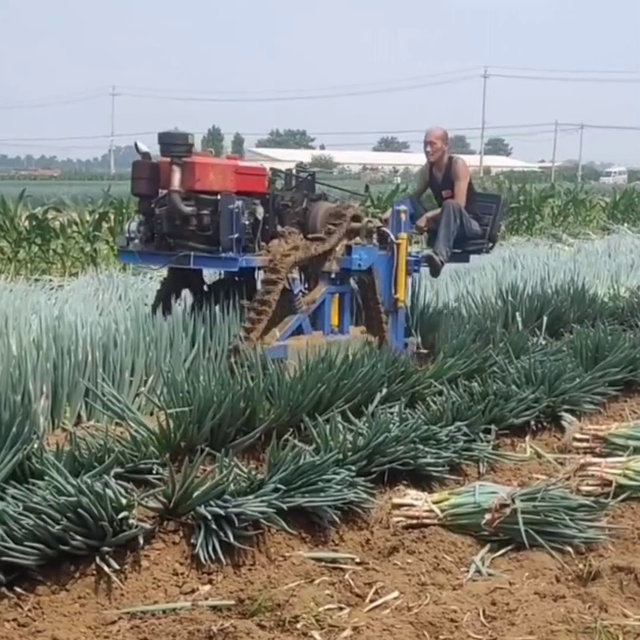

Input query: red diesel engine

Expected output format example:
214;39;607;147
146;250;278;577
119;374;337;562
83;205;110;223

125;130;323;254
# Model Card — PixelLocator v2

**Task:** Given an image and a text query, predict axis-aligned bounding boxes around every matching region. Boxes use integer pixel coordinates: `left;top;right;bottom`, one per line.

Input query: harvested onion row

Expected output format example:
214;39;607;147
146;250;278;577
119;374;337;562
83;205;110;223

573;456;640;498
571;420;640;456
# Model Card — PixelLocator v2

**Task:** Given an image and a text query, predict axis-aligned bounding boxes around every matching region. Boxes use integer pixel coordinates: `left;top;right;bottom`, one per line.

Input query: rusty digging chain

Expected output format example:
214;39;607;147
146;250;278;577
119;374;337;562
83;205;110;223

356;270;388;347
237;203;388;350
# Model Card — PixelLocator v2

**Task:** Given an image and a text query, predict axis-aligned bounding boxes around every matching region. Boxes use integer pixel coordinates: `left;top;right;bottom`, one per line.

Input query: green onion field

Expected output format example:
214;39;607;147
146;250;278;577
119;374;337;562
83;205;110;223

0;181;640;639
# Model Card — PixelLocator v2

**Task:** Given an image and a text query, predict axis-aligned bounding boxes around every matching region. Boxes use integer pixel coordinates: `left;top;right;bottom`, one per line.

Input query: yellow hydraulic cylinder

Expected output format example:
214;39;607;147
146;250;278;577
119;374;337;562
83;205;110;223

395;213;409;308
331;294;340;330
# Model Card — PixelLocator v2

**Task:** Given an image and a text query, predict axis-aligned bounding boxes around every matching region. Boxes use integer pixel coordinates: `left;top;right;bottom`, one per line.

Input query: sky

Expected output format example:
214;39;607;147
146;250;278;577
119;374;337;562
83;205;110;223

0;0;638;165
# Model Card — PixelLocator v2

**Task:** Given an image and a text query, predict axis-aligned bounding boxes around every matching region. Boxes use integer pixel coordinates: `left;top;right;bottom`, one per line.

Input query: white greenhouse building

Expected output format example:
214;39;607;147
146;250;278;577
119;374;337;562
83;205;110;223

244;148;541;175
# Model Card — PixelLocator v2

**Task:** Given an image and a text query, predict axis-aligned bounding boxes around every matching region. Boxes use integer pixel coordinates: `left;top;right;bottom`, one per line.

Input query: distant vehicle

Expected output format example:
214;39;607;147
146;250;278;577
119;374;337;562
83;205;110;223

599;166;628;184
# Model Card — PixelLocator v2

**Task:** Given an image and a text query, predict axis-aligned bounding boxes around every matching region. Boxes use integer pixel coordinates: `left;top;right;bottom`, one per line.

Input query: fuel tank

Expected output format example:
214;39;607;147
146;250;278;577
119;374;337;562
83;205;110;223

158;154;270;195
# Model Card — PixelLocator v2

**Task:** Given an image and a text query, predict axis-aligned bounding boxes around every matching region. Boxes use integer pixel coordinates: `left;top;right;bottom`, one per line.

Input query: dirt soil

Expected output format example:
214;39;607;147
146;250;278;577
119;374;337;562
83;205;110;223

4;398;640;640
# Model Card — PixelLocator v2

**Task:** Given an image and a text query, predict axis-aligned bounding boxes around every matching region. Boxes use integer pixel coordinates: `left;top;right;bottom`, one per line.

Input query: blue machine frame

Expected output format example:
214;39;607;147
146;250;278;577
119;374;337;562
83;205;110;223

119;205;424;359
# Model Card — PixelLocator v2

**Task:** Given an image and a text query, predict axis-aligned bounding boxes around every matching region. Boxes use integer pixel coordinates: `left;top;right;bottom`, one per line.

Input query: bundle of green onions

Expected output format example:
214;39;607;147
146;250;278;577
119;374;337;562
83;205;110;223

571;420;640;456
391;481;609;553
573;456;640;499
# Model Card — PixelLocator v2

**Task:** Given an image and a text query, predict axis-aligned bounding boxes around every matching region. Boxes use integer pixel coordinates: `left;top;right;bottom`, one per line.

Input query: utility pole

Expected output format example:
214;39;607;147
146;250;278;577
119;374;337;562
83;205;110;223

478;66;489;176
550;120;559;183
109;85;121;177
577;123;585;183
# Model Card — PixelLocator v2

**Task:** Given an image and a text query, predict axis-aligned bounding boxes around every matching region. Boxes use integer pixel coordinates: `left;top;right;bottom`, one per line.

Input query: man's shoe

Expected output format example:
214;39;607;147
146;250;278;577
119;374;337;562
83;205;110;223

424;252;444;278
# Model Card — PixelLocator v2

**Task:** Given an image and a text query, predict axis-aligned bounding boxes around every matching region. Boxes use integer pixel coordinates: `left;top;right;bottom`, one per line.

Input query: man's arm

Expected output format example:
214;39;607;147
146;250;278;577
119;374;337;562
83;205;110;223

415;207;440;233
410;163;430;201
451;156;470;206
414;163;439;232
382;164;429;223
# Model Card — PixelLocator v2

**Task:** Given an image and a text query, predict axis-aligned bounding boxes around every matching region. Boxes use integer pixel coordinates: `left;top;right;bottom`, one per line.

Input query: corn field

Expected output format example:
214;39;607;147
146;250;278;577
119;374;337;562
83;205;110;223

1;231;640;582
496;180;640;236
0;182;639;276
0;190;131;276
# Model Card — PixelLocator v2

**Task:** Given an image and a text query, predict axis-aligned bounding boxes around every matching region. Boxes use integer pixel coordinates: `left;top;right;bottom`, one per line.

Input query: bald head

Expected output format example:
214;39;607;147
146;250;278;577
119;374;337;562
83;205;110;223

424;127;450;165
425;127;449;145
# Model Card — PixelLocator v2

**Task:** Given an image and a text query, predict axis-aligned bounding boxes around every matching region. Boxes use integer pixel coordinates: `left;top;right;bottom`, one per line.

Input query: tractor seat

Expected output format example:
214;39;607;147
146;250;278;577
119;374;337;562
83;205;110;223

449;192;507;263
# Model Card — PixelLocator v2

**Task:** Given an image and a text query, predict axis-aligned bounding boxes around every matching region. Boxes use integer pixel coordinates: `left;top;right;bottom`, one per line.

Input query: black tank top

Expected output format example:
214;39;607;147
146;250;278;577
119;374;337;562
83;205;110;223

428;155;477;212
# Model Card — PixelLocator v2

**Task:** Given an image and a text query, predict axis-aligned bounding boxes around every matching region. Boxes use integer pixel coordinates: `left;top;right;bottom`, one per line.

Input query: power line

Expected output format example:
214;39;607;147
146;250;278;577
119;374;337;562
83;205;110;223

293;123;560;135
562;123;640;131
0;122;581;143
472;128;577;138
0;142;108;151
121;70;640;105
0;129;565;149
0;90;109;110
0;123;635;147
0;123;636;146
0;64;638;111
490;65;640;75
0;131;158;143
0;129;606;151
0;129;578;155
502;132;575;144
119;68;482;97
490;72;640;83
0;71;482;110
120;74;479;103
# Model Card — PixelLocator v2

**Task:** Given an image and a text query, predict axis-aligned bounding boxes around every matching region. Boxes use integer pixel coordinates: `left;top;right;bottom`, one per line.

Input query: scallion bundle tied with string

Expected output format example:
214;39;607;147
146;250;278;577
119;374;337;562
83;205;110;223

391;481;609;554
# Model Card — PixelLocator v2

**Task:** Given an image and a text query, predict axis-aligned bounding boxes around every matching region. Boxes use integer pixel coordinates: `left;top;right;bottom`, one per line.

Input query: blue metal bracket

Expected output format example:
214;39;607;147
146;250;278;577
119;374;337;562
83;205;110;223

118;247;269;271
273;275;315;341
118;202;425;359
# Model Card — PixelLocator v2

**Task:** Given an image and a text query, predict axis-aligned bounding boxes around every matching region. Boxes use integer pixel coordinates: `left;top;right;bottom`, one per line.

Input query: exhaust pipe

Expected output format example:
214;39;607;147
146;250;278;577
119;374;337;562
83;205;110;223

157;130;197;216
168;160;197;216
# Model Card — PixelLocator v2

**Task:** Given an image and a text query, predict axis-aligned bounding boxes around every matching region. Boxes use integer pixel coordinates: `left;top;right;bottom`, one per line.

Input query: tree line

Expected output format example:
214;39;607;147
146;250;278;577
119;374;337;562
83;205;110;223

244;127;514;157
0;146;139;176
4;124;619;180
